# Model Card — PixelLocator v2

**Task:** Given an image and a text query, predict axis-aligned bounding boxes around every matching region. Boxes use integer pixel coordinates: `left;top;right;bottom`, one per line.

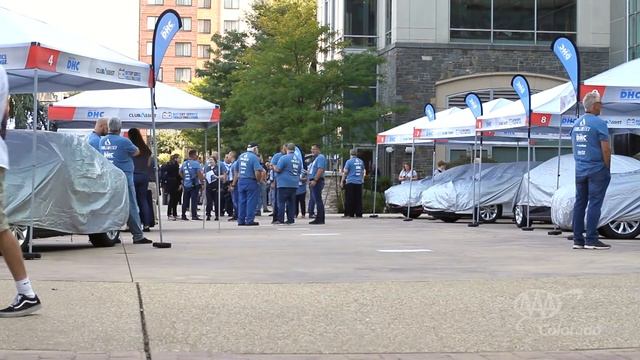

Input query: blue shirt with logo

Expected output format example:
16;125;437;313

276;153;302;188
344;157;365;184
238;152;263;180
572;113;609;177
87;132;101;152
180;159;202;188
99;135;138;174
309;154;326;180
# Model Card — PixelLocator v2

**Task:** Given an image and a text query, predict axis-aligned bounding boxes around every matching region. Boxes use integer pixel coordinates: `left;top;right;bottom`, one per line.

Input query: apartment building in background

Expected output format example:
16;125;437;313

141;0;258;88
318;0;613;177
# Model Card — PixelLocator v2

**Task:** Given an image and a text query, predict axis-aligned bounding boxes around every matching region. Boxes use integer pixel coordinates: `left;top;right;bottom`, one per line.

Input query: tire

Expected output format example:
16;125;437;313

89;230;120;247
475;204;502;223
514;205;528;228
402;208;422;219
9;224;31;252
438;215;461;223
598;220;640;239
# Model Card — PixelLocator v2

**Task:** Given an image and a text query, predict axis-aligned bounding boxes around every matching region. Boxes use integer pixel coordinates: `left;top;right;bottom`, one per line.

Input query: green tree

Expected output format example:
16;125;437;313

9;95;48;130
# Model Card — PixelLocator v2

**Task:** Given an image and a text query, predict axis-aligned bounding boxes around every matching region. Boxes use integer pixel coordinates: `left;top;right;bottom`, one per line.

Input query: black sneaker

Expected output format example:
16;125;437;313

245;222;260;226
572;244;585;249
585;241;611;250
192;216;202;221
206;215;211;221
133;238;153;244
309;220;325;225
181;216;189;221
0;294;42;318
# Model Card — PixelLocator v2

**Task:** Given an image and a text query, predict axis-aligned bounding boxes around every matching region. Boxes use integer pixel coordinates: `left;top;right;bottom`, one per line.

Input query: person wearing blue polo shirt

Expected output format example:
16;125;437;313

274;143;302;224
237;143;266;226
99;117;151;245
87;118;108;151
571;91;612;250
341;149;366;218
180;149;205;221
270;145;286;224
308;144;326;225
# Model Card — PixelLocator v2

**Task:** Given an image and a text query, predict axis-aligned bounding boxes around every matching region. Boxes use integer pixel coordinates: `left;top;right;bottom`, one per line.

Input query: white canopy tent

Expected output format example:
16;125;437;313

376;108;460;145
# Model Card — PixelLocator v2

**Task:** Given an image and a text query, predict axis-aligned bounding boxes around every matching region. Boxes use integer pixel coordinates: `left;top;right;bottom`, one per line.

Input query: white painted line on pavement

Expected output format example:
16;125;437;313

301;233;341;236
377;249;433;253
277;227;311;231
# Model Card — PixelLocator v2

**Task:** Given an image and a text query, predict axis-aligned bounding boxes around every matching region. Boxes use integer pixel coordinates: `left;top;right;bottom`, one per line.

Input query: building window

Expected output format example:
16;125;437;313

176;0;192;5
175;42;192;57
182;17;192;31
450;0;577;44
631;0;640;60
198;44;211;58
146;16;158;30
224;0;240;9
344;0;377;47
175;68;192;82
146;42;153;56
147;0;163;4
198;19;211;33
224;20;240;32
385;0;392;46
198;0;211;8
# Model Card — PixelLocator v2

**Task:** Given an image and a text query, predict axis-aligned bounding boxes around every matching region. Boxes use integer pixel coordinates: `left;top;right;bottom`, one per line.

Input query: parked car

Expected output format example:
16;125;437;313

512;154;640;238
421;162;538;223
551;169;640;239
5;130;129;251
384;177;436;218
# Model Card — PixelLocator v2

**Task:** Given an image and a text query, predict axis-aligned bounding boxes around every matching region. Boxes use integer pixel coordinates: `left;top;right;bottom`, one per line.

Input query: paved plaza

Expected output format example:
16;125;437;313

1;213;639;359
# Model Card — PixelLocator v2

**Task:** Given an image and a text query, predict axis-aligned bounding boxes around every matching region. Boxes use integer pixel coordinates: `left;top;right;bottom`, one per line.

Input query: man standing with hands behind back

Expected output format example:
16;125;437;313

571;91;612;250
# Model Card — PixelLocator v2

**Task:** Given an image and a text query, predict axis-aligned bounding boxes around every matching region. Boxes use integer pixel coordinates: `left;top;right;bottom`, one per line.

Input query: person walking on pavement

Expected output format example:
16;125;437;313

270;145;286;224
571;91;612;250
180;149;205;221
237;143;266;226
309;144;326;225
161;154;182;220
204;154;220;221
100;118;152;245
0;65;42;318
87;117;108;152
341;149;366;218
274;143;302;224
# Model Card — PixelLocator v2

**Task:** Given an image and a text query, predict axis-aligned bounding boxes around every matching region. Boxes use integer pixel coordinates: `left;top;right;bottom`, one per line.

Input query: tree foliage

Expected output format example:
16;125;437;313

9;95;48;130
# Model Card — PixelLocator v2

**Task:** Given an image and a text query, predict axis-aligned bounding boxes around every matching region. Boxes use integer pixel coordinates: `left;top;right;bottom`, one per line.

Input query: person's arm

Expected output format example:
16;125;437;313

601;141;611;169
412;170;418;180
340;165;348;188
398;171;405;182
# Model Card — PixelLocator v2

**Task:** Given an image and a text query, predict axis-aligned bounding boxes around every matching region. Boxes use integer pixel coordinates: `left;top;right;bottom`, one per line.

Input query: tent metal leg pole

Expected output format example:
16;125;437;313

370;143;379;218
404;135;415;222
217;121;221;232
203;129;207;230
469;134;479;227
477;137;483;226
25;71;41;260
522;133;534;232
151;88;171;248
432;141;436;185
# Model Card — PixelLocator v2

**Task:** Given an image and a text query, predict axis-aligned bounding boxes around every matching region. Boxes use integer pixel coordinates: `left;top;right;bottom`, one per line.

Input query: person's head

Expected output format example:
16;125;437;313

95;118;109;136
403;162;411;171
211;151;219;161
437;160;447;169
583;91;602;115
171;154;180;163
188;149;198;160
286;143;296;153
281;144;287;154
349;149;357;157
127;128;151;155
247;143;259;154
107;117;122;134
0;65;8;125
311;144;321;155
228;151;236;161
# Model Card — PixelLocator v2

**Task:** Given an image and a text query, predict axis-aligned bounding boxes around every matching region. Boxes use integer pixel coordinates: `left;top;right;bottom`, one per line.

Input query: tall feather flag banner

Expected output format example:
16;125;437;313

511;75;531;125
152;10;183;86
424;103;436;121
551;36;580;102
464;93;483;119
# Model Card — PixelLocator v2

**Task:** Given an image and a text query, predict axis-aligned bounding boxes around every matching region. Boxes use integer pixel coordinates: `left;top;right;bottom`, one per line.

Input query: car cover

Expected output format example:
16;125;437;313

551;169;640;229
514;154;640;207
4;130;129;234
421;162;537;212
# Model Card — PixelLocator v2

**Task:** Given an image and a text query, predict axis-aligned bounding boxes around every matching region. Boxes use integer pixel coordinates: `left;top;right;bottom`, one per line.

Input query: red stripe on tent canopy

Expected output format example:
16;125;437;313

210;108;221;122
47;106;76;121
376;135;385;144
413;128;421;138
476;119;483;129
25;45;60;71
482;131;495;137
580;85;606;100
531;113;552;127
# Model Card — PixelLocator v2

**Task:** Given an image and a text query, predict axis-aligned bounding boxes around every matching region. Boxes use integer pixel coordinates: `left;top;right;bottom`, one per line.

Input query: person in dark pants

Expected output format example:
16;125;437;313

270;145;286;224
128;128;154;231
308;144;326;225
161;154;182;220
274;143;301;224
295;168;307;218
341;149;366;218
180;149;204;221
236;143;265;226
571;91;612;250
204;155;220;221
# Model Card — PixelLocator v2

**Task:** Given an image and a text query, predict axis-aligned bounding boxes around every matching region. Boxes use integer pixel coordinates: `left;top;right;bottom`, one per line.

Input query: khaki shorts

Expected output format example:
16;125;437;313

0;169;8;232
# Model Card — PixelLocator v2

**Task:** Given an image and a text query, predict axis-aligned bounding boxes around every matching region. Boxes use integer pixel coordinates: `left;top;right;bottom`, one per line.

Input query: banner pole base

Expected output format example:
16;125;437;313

521;227;534;232
23;252;42;260
548;230;562;235
369;214;379;218
153;242;172;249
468;222;479;228
403;218;413;222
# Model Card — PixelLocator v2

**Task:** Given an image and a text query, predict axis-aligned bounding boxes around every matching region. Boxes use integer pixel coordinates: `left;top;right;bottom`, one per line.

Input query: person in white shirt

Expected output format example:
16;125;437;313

398;162;417;184
433;160;447;176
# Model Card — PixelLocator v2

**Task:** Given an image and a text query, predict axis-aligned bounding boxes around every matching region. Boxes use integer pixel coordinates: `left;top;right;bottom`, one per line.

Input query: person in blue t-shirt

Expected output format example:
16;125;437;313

236;143;266;226
274;143;302;224
308;144;326;224
87;118;108;152
571;91;612;250
341;149;366;218
269;145;286;224
180;149;205;221
99;117;151;245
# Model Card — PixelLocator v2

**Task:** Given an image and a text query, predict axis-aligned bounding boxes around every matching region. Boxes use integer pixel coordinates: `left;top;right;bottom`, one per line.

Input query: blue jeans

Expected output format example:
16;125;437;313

307;185;315;216
238;178;260;224
182;185;200;218
573;167;611;245
310;178;325;222
277;187;297;223
271;186;279;221
232;185;239;217
126;174;144;241
134;172;153;227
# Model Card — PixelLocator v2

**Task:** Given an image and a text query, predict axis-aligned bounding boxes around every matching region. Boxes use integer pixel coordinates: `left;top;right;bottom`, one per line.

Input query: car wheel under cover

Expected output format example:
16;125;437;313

475;204;502;223
514;205;528;228
598;220;640;239
89;230;120;247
